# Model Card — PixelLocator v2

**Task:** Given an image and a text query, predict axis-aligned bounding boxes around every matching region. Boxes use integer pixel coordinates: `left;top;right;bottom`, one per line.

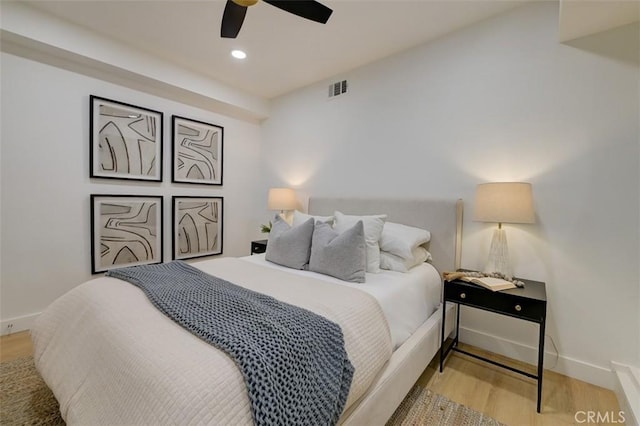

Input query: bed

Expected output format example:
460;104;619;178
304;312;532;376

31;197;463;425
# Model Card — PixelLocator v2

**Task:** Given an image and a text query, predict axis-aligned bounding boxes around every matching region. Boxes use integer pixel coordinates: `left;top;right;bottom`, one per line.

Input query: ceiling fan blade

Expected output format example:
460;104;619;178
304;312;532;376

221;0;248;38
263;0;333;24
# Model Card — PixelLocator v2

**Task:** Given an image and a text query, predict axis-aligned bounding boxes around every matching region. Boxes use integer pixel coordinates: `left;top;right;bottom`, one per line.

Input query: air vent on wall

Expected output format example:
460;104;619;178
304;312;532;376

328;80;348;98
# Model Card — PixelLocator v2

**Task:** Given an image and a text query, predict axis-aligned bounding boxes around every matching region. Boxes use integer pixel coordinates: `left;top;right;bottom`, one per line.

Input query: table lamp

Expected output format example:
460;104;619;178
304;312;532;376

267;187;297;217
474;182;535;279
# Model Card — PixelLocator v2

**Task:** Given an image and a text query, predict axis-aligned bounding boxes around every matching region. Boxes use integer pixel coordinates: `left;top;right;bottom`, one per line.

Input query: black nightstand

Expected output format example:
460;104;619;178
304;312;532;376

250;239;268;255
440;274;547;413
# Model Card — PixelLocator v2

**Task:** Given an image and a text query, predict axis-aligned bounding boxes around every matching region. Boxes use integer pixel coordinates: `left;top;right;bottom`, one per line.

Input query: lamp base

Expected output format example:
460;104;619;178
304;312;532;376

484;228;512;280
279;210;293;225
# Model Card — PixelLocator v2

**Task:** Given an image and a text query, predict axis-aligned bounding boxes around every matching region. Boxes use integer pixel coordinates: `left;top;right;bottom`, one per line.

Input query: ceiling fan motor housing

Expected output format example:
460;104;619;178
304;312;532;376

232;0;259;7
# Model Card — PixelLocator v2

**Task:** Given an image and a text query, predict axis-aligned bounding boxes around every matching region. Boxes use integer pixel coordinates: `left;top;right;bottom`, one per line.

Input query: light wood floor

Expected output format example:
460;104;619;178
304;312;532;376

1;331;622;425
0;331;34;363
420;343;622;425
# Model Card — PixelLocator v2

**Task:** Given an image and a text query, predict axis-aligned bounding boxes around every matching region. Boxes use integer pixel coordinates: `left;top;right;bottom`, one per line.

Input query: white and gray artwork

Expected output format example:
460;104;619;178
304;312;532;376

91;195;163;273
90;96;163;181
173;197;223;260
172;116;223;185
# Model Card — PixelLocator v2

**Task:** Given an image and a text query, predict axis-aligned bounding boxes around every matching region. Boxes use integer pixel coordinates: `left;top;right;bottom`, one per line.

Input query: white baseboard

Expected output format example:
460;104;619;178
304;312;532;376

1;313;39;336
611;362;640;426
459;326;615;390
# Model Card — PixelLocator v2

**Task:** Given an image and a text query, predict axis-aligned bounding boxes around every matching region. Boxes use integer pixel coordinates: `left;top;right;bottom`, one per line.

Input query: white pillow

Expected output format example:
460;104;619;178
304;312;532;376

292;210;334;227
380;246;432;273
379;222;431;260
333;211;387;273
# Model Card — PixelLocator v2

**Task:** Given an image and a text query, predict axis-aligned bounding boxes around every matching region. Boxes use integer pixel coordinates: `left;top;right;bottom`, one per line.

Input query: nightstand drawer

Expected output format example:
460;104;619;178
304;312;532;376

251;240;267;255
445;281;545;322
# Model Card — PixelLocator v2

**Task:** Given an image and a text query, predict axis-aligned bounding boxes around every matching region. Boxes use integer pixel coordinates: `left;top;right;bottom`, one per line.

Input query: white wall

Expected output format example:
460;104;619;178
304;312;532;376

0;53;262;328
260;3;639;387
0;1;269;122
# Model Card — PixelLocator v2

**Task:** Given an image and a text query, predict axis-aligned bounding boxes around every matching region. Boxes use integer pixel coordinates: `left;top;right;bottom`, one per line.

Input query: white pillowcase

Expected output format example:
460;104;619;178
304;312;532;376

380;246;432;273
292;210;334;227
333;211;387;273
379;222;431;260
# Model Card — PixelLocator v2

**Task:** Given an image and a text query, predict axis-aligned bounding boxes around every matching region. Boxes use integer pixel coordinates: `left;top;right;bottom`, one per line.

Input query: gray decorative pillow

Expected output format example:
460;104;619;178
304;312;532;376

265;215;314;270
309;220;366;283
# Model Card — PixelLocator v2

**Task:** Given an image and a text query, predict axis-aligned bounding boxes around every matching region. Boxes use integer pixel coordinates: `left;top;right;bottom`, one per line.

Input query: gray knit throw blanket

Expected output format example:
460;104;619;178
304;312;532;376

107;261;354;426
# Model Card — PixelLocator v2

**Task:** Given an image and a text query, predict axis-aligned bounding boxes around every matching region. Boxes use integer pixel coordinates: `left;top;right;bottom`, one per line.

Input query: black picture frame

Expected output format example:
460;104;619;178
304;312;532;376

90;95;163;182
172;196;224;260
91;194;164;274
172;115;224;185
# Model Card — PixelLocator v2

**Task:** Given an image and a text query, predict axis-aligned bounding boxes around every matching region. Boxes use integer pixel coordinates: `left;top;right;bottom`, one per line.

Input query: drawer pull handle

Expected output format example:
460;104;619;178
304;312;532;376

460;293;466;299
515;304;522;312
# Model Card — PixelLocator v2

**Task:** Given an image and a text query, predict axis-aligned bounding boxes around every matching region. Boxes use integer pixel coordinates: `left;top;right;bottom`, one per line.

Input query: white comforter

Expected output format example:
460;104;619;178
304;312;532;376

32;258;393;425
245;254;442;349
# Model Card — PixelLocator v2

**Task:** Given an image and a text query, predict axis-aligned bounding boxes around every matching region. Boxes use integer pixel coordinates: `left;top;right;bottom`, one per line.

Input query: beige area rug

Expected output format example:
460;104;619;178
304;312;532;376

387;385;505;426
1;356;504;425
0;357;64;425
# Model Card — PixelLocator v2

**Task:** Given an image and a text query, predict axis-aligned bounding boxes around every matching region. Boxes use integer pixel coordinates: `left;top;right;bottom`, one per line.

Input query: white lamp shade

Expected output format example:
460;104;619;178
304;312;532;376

474;182;535;224
267;188;297;211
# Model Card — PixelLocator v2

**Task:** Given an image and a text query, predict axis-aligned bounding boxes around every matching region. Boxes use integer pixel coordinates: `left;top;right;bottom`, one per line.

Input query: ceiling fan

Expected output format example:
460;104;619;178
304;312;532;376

221;0;333;39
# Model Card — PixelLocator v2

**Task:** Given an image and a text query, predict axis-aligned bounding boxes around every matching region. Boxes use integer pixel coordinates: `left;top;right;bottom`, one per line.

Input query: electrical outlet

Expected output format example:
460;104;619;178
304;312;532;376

6;323;14;332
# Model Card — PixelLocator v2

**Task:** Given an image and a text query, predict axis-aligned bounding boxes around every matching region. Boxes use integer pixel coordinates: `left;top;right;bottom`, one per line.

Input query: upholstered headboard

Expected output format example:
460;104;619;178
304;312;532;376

308;198;463;274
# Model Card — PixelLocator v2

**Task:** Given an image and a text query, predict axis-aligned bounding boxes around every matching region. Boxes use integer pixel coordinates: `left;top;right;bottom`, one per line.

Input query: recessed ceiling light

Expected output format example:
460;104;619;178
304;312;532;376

231;50;247;59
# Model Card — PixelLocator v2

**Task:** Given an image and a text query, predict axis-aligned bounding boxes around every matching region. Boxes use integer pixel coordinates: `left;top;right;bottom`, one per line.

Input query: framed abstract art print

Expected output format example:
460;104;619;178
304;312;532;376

173;196;223;260
172;116;224;185
91;194;163;273
90;95;163;181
